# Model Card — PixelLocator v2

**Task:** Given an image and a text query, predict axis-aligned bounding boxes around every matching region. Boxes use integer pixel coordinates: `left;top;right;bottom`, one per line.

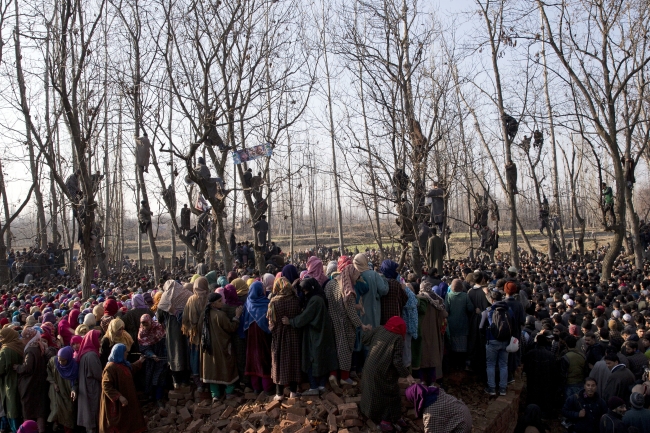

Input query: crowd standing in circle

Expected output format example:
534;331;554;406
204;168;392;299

0;249;649;433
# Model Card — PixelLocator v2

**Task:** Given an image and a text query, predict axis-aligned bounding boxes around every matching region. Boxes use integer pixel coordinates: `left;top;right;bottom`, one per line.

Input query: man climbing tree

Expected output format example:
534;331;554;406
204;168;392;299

601;182;616;227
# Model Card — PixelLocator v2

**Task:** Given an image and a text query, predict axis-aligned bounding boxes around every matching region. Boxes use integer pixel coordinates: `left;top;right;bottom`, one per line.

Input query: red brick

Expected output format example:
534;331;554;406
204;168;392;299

325;393;344;406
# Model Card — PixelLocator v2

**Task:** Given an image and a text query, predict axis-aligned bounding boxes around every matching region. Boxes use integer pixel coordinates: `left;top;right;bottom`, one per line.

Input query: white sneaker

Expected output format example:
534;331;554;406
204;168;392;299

273;394;283;401
289;392;301;398
340;378;357;386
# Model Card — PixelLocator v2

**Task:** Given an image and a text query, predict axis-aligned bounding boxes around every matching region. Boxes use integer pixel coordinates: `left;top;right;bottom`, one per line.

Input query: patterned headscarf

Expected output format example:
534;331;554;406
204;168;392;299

337;255;353;272
138;314;165;347
267;277;296;323
336;261;360;300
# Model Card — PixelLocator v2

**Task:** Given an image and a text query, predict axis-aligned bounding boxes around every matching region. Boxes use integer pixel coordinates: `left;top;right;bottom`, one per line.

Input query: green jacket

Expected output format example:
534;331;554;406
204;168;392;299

0;347;23;418
562;348;586;385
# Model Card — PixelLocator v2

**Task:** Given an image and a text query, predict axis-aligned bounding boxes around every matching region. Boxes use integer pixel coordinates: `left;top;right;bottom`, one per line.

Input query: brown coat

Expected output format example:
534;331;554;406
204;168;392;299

17;345;49;420
417;294;448;374
201;308;240;385
99;362;146;433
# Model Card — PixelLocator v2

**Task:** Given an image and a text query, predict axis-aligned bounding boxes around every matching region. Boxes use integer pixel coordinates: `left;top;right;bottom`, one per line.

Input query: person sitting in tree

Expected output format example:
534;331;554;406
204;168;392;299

601;182;616;226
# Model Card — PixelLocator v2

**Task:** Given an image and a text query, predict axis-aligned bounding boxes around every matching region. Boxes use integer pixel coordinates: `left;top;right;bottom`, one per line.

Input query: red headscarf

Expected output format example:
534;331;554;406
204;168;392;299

58;318;75;347
384;316;406;338
337;255;353;272
504;282;518;296
68;309;81;330
76;329;100;361
71;335;83;359
40;323;59;348
103;299;118;317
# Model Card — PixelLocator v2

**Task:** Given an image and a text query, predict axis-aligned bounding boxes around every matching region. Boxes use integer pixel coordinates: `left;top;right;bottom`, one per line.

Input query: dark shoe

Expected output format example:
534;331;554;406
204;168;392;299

484;387;496;396
499;389;507;396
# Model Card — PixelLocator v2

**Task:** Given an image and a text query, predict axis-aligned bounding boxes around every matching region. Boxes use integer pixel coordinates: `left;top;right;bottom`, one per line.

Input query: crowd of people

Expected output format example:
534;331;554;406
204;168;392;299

0;247;649;433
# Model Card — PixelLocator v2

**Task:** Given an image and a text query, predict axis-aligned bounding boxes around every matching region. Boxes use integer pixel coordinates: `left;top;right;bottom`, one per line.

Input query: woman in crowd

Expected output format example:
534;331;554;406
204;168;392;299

49;346;76;432
268;277;302;400
156;279;192;389
325;257;365;388
445;279;474;369
379;260;408;325
360;316;413;431
57;316;75;347
100;299;118;334
182;276;210;391
138;314;167;404
75;330;103;433
200;293;242;400
0;327;23;432
242;281;273;394
282;277;338;395
416;282;448;385
121;293;152;354
98;344;146;433
100;318;133;366
17;327;48;433
223;282;248;389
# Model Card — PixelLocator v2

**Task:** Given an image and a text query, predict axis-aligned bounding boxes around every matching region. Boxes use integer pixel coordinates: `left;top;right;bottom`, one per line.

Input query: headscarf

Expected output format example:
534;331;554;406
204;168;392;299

138;314;165;347
242;282;270;334
217;276;228;288
224;284;243;306
17;420;38;433
267;277;296;323
132;294;148;310
336;262;360;300
42;312;56;324
76;329;100;361
103;299;118;317
353;253;369;273
58;318;75;346
83;313;96;327
69;309;81;329
262;274;275;292
182;277;210;344
108;343;131;369
0;327;24;356
71;335;83;358
151;292;163;312
325;260;338;276
157;280;192;314
93;304;104;322
405;383;439;418
231;278;249;297
21;327;42;353
384;316;406;337
105;318;134;351
337;255;353;272
227;271;238;283
201;293;221;355
55;346;79;382
282;265;300;284
306;256;328;286
205;271;219;289
25;315;36;327
301;277;327;307
40;323;58;348
380;260;399;280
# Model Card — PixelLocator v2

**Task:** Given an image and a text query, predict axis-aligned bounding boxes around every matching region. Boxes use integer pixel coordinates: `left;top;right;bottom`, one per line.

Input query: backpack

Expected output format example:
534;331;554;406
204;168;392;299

488;302;514;342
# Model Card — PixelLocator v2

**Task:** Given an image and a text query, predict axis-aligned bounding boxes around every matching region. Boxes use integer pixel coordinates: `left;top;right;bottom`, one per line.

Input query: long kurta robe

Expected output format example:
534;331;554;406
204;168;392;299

17;346;49;420
360;327;410;423
270;296;302;385
467;286;489;370
201;309;239;385
157;310;189;372
290;295;339;377
0;347;23;419
426;235;446;272
244;322;272;379
417;294;448;378
325;279;363;371
444;291;474;352
359;270;389;327
46;357;75;429
99;362;146;433
77;351;103;430
380;279;408;325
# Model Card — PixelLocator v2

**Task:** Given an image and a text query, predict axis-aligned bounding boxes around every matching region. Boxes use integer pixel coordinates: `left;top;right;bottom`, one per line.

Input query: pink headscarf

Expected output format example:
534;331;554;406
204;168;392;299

57;318;75;347
306;256;328;286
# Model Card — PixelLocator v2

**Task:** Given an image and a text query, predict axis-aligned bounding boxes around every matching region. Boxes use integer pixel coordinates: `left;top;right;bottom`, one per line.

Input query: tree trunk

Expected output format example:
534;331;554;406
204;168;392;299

136;167;161;283
625;187;643;268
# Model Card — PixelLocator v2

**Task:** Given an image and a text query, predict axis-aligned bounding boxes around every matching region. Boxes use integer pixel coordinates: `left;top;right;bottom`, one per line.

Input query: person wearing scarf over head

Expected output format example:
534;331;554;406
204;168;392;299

16;420;38;433
70;335;83;359
99;318;133;367
92;305;104;324
100;299;118;334
121;294;152;355
379;260;408;326
181;276;210;392
230;278;250;303
413;281;448;386
68;309;81;332
72;329;102;433
98;344;146;433
360;316;414;432
49;346;77;432
156;280;192;389
222;283;249;390
262;274;275;294
83;312;97;330
138;314;167;405
267;277;302;401
444;278;475;372
324;256;367;389
200;293;243;402
0;327;24;432
305;256;329;289
405;382;472;433
58;316;75;347
242;281;273;394
281;278;338;395
16;328;48;432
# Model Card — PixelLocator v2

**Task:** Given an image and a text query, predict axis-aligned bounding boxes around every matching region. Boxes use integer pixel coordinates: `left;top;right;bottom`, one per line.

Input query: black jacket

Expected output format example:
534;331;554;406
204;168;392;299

561;390;606;433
